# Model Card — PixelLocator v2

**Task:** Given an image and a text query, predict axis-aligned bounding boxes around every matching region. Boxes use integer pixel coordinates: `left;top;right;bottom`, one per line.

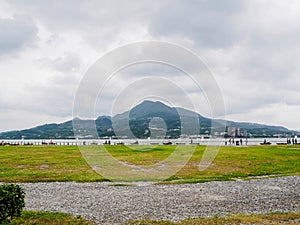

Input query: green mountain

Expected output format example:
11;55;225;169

0;121;74;140
0;100;296;139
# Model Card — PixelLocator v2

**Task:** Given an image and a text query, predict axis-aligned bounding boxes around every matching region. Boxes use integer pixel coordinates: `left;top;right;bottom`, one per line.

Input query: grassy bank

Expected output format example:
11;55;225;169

11;211;93;225
0;145;299;183
10;211;300;225
126;212;300;225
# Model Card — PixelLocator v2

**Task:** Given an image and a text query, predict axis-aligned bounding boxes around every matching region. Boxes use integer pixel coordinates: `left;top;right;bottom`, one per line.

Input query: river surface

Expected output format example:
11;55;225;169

2;137;296;146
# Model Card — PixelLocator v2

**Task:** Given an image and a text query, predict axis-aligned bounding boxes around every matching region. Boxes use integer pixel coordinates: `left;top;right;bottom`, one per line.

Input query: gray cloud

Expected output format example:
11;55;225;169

8;0;155;51
0;15;38;55
148;0;245;48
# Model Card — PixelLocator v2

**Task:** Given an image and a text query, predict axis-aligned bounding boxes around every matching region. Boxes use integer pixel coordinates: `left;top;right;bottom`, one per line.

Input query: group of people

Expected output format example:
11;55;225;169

104;140;111;145
287;136;298;145
225;138;246;146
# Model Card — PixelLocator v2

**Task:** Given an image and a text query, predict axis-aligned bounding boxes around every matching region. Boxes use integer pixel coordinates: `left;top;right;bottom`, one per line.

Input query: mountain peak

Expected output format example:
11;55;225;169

136;100;169;108
130;100;177;119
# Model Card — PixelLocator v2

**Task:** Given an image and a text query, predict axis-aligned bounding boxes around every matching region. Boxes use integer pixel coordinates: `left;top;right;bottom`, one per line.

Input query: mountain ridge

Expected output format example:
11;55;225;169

0;100;297;139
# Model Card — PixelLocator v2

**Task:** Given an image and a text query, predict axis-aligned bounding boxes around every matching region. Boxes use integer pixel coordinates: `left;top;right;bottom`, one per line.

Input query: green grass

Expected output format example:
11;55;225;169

9;211;300;225
0;145;299;183
10;211;94;225
0;146;106;182
105;145;175;165
126;212;300;225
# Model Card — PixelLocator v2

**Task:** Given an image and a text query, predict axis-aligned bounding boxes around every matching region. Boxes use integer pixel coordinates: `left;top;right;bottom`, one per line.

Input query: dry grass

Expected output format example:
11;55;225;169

11;211;94;225
11;211;300;225
126;212;300;224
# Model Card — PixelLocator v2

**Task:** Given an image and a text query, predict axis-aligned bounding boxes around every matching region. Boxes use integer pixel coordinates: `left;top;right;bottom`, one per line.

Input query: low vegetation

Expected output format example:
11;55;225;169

8;211;300;225
0;184;25;224
126;212;300;225
10;211;93;225
0;145;299;183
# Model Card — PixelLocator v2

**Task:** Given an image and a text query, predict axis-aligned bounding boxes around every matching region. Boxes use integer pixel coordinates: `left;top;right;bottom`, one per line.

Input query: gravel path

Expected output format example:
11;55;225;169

19;176;300;224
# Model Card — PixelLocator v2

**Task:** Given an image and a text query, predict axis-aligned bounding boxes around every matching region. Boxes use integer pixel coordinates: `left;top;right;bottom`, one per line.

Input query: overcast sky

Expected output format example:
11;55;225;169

0;0;299;132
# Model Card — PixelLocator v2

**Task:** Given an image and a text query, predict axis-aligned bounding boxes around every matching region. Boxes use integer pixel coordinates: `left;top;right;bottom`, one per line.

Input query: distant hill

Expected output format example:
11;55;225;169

0;100;297;139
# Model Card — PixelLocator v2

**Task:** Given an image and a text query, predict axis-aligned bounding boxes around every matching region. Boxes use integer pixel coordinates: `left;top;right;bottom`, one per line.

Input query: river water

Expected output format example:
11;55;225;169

2;137;296;146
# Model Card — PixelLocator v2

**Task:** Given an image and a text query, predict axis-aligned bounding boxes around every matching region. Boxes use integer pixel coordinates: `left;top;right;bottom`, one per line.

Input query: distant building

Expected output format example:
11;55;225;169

227;126;247;137
227;127;236;137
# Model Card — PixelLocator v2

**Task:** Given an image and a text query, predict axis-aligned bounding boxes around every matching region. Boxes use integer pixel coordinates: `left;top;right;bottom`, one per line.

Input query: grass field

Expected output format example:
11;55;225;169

10;211;300;225
0;144;299;183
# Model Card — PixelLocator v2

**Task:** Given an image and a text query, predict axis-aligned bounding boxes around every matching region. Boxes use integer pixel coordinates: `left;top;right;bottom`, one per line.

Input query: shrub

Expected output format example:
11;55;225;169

0;184;25;224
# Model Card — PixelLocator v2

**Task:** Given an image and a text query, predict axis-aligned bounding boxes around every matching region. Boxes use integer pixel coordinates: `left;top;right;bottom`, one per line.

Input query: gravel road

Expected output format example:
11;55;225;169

19;176;300;224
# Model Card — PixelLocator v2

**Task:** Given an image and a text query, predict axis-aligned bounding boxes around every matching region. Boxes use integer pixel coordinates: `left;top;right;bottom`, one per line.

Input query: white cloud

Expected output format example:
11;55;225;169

0;109;71;132
226;103;300;130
